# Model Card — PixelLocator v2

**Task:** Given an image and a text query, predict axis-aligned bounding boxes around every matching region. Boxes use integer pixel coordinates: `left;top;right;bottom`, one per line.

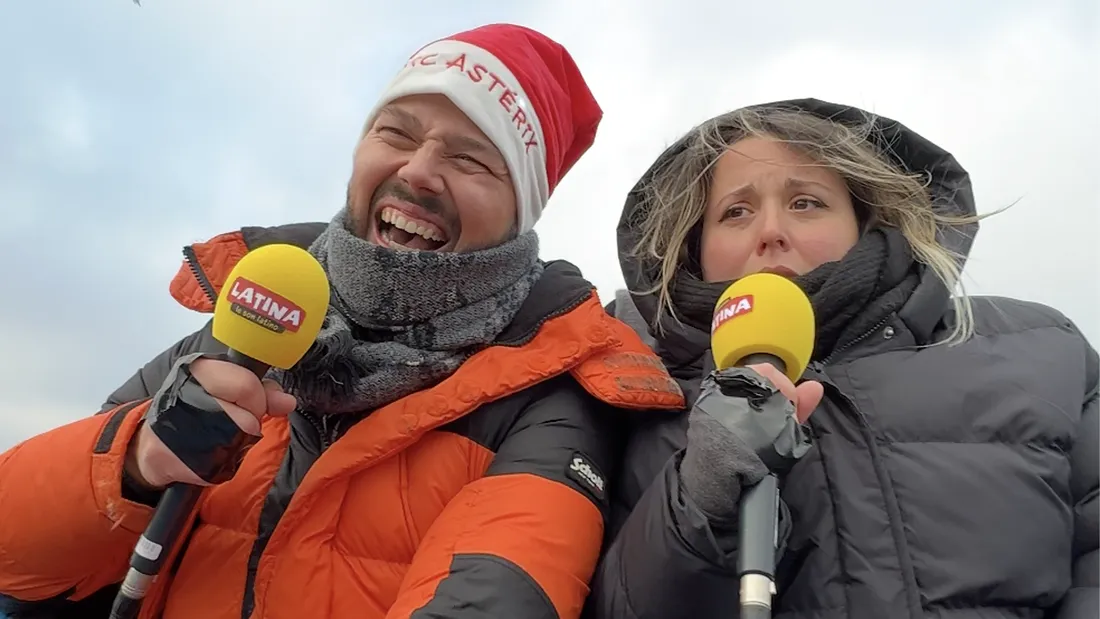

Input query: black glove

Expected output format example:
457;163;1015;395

679;366;813;520
144;352;258;485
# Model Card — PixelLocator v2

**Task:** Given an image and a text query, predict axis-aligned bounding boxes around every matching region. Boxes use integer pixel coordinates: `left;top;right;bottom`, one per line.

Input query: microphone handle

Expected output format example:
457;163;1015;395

738;473;779;619
110;348;271;618
226;347;272;378
111;484;203;619
735;352;785;619
738;352;787;376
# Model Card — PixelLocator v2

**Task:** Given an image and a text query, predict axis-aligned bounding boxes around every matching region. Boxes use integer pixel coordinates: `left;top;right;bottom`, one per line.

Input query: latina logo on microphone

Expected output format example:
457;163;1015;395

227;277;305;333
711;294;754;333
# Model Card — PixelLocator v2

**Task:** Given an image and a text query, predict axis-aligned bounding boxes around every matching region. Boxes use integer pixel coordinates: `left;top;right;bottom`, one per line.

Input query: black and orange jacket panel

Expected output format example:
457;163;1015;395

0;222;685;619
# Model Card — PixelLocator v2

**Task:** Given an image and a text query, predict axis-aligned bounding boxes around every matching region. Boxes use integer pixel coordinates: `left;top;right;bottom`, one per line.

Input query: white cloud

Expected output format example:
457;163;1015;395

0;399;93;451
529;3;1099;342
0;330;113;445
46;81;95;160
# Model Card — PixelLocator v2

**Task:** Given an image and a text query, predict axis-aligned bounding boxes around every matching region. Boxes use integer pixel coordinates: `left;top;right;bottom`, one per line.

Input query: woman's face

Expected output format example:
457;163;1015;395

699;137;861;282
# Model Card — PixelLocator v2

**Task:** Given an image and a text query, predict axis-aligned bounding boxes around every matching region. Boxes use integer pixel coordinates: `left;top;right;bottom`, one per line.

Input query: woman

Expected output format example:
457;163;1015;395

587;98;1097;619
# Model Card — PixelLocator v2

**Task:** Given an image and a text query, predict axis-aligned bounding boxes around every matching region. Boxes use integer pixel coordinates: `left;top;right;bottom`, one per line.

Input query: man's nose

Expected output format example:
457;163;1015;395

396;142;446;195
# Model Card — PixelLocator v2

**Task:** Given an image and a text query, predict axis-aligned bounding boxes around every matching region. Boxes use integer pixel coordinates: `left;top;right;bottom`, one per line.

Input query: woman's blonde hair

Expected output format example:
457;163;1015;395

628;105;993;346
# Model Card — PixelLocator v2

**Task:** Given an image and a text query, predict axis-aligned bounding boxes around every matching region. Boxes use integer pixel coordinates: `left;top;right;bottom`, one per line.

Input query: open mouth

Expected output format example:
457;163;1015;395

376;206;448;251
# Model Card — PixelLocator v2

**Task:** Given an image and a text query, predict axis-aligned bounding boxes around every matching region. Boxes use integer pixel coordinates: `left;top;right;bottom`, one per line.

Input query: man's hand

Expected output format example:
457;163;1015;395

125;355;297;490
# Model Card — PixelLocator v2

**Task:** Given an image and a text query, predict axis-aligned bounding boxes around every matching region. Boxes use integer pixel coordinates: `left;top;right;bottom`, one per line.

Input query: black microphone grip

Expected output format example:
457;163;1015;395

734;352;786;619
226;348;272;379
110;347;271;619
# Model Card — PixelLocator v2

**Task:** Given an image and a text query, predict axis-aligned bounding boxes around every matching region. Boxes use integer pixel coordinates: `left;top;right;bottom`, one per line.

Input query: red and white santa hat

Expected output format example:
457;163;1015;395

361;23;603;234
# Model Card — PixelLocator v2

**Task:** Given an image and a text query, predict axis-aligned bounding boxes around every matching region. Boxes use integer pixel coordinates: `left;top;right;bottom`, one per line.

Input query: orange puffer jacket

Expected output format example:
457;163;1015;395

0;223;684;619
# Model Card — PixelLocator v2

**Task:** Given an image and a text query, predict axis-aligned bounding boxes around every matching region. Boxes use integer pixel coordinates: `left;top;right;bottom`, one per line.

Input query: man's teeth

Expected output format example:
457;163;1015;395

380;208;443;242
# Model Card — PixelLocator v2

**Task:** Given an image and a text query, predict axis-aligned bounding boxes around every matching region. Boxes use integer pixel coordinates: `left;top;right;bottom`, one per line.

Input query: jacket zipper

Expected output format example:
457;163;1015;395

807;314;890;432
815;372;921;618
300;410;332;451
183;245;220;307
820;315;892;366
806;317;921;618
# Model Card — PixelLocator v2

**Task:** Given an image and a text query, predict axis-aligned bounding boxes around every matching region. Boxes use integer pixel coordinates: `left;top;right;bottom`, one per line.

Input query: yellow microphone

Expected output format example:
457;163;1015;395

709;272;815;619
710;271;815;382
212;243;331;375
111;243;330;619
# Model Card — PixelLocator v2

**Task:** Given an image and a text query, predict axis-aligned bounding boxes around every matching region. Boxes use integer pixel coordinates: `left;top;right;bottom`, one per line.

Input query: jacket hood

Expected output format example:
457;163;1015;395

616;98;978;351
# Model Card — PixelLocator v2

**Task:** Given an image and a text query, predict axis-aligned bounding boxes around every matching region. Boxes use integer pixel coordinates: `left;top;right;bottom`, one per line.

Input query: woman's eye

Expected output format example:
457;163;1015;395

792;198;825;210
722;205;750;220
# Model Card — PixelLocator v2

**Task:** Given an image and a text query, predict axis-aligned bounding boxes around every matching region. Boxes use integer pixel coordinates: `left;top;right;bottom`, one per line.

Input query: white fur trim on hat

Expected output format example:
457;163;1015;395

361;39;549;235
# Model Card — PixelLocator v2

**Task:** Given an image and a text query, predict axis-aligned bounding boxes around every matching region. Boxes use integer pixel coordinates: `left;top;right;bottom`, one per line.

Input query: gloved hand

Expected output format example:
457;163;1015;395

679;364;821;520
124;352;298;491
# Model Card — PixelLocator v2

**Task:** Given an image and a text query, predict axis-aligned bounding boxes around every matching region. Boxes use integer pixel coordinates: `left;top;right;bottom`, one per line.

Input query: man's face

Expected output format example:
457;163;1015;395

347;93;518;253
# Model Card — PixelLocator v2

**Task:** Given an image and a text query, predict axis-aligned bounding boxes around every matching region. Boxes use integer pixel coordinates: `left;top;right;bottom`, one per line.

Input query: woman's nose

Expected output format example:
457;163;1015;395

755;208;790;256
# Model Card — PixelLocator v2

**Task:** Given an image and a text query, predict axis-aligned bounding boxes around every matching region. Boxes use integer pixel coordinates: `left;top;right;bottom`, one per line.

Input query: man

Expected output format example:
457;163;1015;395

0;24;684;619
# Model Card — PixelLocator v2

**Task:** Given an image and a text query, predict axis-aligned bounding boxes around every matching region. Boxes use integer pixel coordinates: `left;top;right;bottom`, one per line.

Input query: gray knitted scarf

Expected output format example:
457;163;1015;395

269;207;543;415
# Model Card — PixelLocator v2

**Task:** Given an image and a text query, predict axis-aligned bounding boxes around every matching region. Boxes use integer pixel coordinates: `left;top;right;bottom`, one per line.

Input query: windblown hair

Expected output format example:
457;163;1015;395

628;105;995;346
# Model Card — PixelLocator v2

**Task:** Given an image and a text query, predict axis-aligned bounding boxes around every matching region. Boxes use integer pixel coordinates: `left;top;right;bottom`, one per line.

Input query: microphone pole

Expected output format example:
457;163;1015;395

109;350;267;619
734;352;785;619
708;271;815;619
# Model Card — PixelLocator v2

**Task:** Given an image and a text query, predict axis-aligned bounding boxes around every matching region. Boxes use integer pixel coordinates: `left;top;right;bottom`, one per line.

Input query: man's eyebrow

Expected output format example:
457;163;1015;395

376;105;422;131
376;104;505;167
445;134;495;155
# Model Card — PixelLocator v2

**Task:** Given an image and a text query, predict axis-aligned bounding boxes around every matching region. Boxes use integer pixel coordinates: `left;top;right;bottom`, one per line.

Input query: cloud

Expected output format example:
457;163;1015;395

0;0;1095;451
530;0;1099;341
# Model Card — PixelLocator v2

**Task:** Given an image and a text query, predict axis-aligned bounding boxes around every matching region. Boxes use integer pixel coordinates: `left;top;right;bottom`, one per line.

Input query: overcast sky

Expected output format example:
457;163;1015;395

1;0;1096;450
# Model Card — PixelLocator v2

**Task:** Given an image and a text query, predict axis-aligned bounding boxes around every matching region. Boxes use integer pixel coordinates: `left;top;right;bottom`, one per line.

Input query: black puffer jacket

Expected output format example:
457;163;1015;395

586;99;1098;619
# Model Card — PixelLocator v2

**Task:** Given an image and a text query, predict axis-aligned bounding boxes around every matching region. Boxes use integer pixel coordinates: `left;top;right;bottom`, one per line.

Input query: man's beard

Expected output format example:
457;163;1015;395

345;186;366;238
